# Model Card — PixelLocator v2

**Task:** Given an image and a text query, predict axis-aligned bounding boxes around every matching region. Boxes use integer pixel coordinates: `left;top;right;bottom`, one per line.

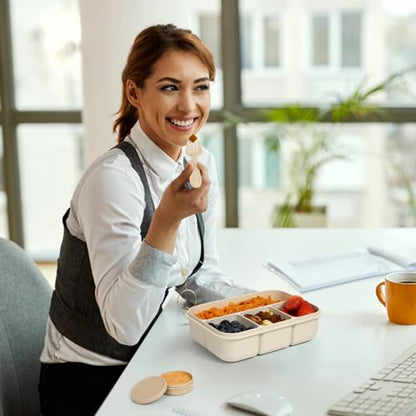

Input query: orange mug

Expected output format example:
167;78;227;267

376;271;416;325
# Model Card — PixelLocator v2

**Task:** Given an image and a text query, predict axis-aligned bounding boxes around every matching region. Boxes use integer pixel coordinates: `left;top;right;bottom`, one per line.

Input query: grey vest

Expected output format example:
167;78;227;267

49;141;204;362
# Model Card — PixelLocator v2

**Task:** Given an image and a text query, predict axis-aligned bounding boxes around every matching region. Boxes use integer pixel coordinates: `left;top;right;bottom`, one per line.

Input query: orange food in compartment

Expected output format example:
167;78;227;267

195;295;279;319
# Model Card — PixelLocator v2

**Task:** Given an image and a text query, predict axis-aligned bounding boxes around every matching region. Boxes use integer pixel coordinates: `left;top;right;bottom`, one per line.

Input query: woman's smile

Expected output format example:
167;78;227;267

167;117;198;131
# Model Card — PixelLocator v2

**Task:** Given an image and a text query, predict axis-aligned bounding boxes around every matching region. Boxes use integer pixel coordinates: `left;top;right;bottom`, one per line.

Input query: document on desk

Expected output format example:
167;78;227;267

265;246;416;292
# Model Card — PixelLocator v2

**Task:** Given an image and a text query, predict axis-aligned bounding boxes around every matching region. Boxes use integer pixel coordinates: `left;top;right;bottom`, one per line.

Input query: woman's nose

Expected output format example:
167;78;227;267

177;90;196;113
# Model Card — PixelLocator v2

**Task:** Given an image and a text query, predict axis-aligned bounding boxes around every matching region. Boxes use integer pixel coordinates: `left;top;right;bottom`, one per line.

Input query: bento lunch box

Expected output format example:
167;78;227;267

185;290;320;362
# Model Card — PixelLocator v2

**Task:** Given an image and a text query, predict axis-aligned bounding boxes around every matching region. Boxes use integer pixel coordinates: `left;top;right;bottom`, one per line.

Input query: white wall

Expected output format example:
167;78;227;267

78;0;193;164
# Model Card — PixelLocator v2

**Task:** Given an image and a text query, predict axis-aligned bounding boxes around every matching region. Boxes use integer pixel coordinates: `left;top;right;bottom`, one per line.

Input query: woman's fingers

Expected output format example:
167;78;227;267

158;161;210;222
171;161;209;193
170;162;193;191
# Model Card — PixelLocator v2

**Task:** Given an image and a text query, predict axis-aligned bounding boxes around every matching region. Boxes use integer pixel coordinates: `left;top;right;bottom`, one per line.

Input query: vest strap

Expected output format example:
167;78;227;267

115;141;155;239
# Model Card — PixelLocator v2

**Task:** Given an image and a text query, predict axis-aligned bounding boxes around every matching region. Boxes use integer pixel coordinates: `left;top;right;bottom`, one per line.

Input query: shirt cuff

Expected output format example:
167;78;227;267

128;241;177;287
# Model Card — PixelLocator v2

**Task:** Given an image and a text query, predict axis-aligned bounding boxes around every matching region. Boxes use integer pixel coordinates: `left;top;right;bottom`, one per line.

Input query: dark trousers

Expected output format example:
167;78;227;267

39;362;126;416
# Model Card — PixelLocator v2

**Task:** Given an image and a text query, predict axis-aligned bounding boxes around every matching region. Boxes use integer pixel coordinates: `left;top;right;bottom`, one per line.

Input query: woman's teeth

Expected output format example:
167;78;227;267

170;119;193;127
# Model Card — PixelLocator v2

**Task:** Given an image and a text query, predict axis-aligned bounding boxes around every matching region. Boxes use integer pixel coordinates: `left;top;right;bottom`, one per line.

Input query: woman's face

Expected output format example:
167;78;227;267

131;50;211;160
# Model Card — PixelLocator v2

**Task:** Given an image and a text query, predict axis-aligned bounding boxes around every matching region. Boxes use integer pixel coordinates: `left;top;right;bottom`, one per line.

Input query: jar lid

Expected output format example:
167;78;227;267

161;370;194;396
130;376;167;404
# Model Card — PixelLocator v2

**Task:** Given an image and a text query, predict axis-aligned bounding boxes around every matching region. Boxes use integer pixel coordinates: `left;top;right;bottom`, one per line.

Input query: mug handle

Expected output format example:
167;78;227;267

376;281;386;306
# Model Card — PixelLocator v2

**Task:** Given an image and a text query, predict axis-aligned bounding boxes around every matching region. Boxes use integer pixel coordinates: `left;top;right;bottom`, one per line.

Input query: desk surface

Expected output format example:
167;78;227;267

97;228;416;416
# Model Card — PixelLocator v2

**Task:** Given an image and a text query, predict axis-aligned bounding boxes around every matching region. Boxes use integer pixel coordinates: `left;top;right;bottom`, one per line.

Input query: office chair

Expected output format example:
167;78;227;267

0;238;52;416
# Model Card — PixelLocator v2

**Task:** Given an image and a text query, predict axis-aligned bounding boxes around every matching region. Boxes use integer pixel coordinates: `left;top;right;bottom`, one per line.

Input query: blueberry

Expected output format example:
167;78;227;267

223;320;232;329
210;319;250;333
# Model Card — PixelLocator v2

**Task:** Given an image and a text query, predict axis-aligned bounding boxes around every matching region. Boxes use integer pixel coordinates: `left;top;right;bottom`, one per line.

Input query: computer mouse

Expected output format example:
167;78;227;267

226;391;293;416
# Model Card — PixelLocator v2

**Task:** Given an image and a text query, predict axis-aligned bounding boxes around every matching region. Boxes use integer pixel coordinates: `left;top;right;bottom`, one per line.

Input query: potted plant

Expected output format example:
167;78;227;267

266;105;345;227
265;67;414;227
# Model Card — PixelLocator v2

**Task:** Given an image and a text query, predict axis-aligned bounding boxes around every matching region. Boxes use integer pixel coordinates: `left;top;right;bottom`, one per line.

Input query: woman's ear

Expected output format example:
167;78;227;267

126;79;140;107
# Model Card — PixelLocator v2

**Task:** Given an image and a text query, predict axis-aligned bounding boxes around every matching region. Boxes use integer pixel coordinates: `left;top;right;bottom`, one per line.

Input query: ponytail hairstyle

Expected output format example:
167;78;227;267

113;24;216;142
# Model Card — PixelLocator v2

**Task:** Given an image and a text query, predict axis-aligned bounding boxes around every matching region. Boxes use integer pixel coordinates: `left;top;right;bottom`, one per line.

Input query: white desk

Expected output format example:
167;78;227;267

97;228;416;416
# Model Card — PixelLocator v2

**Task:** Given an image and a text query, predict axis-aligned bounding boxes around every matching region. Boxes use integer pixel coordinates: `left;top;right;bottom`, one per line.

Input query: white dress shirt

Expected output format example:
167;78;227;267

40;121;250;366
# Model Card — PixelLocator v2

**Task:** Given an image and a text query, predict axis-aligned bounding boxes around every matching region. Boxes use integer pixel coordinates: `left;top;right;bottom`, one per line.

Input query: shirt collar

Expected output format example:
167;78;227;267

129;121;186;182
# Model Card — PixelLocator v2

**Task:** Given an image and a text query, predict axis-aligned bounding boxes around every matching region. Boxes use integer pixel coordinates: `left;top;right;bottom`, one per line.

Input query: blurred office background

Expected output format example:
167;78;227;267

1;0;416;261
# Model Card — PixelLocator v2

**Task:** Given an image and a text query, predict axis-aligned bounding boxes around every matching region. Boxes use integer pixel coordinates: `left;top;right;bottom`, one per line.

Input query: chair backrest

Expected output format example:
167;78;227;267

0;238;52;416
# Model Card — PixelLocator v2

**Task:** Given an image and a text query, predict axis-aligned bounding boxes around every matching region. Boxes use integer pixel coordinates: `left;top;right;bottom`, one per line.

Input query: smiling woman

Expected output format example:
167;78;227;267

124;50;212;160
113;24;215;144
38;23;252;416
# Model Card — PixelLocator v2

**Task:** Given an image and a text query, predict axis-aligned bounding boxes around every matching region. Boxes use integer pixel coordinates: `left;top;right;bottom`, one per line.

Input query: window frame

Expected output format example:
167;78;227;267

1;0;416;248
0;0;81;245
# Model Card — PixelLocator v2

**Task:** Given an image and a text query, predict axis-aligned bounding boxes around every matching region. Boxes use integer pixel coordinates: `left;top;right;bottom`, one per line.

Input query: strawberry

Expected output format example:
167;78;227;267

296;300;315;316
284;295;303;312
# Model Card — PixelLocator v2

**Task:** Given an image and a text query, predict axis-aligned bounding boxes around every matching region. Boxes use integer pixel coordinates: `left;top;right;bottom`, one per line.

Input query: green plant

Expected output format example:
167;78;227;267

266;66;416;227
266;107;346;226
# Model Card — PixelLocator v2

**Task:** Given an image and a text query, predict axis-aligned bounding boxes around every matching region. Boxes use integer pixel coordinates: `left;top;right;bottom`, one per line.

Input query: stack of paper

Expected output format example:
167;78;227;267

265;246;415;292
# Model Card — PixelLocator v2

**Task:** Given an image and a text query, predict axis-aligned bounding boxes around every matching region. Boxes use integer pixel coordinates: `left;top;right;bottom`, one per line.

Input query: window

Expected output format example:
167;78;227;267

10;0;82;109
341;11;361;67
199;15;221;69
310;10;362;69
386;124;416;227
2;0;416;258
199;123;225;227
240;15;253;69
264;16;281;67
198;8;222;109
240;12;282;71
236;121;416;228
18;124;83;258
0;0;82;256
312;15;329;66
237;0;416;229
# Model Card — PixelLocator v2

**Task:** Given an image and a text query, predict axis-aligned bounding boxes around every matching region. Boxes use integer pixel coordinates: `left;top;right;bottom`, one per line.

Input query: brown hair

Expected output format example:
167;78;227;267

113;24;216;142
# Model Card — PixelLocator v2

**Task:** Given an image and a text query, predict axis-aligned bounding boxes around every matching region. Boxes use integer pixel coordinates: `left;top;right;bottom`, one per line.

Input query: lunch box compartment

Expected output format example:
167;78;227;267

186;290;320;362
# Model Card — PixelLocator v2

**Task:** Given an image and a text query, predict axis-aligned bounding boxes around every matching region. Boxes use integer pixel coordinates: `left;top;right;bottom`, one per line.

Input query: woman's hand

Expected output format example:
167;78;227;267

161;161;210;220
144;162;210;253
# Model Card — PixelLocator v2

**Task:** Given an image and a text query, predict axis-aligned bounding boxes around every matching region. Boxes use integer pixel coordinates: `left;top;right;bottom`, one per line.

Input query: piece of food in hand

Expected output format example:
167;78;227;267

284;295;303;312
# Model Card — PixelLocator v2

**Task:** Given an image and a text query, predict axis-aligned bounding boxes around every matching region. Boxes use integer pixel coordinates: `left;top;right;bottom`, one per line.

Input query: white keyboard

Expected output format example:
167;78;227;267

327;343;416;416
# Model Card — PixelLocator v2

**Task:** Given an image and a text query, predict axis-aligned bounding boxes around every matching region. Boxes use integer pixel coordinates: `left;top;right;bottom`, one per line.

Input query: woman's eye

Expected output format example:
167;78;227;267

195;84;210;91
161;85;178;92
